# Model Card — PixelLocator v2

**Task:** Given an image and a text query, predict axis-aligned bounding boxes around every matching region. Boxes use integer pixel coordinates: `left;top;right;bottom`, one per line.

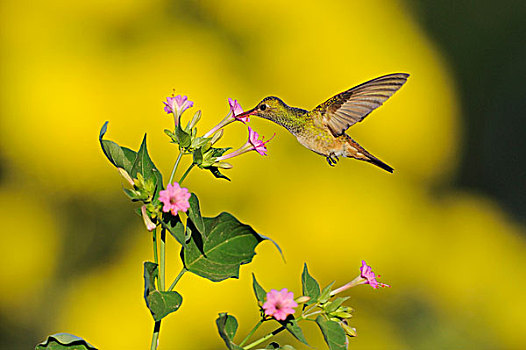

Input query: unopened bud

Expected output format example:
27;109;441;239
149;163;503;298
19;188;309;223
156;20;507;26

118;168;135;186
216;162;233;169
210;128;224;145
188;110;202;129
295;296;311;304
340;321;357;337
141;205;157;231
332;311;353;319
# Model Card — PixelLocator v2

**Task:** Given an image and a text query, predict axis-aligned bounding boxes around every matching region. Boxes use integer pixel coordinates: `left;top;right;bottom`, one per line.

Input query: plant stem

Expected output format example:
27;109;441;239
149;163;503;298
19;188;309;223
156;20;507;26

179;163;195;185
243;326;286;350
168;151;184;184
150;321;161;350
239;319;264;347
152;228;159;265
168;267;187;291
159;228;166;291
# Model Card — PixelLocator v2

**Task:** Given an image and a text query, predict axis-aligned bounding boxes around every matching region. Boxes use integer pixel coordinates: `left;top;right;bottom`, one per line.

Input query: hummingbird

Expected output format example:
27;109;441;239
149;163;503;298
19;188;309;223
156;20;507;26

236;73;409;172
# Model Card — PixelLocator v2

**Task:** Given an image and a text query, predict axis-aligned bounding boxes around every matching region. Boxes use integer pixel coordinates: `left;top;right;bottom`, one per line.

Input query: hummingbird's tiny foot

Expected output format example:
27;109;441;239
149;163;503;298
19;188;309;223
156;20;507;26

326;154;339;167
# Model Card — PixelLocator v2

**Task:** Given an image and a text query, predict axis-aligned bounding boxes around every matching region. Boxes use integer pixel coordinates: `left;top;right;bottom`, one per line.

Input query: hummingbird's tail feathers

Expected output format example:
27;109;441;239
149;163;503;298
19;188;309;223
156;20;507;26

363;154;394;173
343;135;394;173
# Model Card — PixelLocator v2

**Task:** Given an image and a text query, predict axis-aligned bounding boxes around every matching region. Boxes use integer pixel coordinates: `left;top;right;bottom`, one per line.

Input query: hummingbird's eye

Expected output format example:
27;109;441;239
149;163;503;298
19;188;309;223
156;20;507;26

260;104;267;111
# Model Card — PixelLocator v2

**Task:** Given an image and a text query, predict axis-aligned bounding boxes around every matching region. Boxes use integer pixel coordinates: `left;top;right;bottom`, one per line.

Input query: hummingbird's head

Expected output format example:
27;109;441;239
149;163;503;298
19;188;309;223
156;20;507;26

236;96;289;122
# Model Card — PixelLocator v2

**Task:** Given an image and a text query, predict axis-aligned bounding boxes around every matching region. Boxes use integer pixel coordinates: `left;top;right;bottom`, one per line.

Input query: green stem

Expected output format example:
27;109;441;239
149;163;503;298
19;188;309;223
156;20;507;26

152;228;159;265
179;163;195;185
168;151;184;184
150;321;161;350
168;267;187;291
243;326;286;350
159;228;166;291
239;319;264;347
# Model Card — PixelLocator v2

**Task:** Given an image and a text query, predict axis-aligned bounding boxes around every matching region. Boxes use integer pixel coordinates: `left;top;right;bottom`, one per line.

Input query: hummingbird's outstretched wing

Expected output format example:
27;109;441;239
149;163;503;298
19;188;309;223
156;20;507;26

312;73;409;136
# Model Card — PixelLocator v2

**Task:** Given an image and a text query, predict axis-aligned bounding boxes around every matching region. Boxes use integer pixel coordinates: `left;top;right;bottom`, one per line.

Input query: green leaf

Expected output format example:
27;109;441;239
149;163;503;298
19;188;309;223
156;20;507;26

182;193;281;281
99;121;137;173
208;167;231;181
319;282;335;304
252;273;267;304
164;129;178;144
324;297;349;314
147;290;183;322
35;333;97;350
279;318;309;346
215;313;243;350
315;316;347;350
143;262;183;321
190;136;210;149
301;264;320;305
187;193;205;234
176;123;191;148
161;212;186;245
182;212;268;282
130;134;163;194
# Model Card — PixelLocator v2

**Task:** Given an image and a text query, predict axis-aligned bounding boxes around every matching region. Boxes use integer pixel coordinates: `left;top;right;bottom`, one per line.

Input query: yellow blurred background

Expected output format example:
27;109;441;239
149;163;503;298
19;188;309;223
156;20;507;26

1;0;525;349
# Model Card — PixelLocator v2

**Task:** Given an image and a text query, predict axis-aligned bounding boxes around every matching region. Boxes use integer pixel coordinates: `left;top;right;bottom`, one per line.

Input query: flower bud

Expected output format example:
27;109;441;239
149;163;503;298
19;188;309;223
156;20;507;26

188;110;202;129
210;128;224;145
340;321;357;337
216;162;233;169
118;168;135;186
294;296;311;304
141;205;157;231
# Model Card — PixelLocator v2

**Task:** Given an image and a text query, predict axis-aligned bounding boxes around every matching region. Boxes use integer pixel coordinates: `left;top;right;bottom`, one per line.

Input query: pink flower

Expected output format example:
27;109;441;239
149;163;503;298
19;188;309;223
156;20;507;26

360;260;390;289
163;95;194;117
248;126;274;156
203;98;248;138
158;183;191;216
229;98;249;123
262;288;298;321
215;127;274;161
330;260;390;296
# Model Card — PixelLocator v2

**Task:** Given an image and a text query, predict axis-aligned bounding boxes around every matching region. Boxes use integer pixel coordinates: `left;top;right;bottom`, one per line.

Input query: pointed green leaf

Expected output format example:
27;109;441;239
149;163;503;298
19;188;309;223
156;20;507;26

182;212;269;282
215;313;243;350
35;333;97;350
279;318;309;346
319;282;335;304
99;121;137;173
252;273;267;304
131;134;163;193
176;123;191;148
143;262;182;321
324;297;349;314
161;212;186;245
301;264;320;305
208;166;231;181
187;193;205;234
315;316;347;350
210;147;232;157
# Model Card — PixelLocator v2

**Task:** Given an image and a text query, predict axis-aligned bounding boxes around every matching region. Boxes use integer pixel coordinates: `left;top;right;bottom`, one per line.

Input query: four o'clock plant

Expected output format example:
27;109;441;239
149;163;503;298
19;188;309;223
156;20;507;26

35;92;391;350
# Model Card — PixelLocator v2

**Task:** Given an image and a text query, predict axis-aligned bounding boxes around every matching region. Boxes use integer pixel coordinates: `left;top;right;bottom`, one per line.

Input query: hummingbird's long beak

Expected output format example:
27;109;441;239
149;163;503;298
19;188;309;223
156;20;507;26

236;107;258;118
